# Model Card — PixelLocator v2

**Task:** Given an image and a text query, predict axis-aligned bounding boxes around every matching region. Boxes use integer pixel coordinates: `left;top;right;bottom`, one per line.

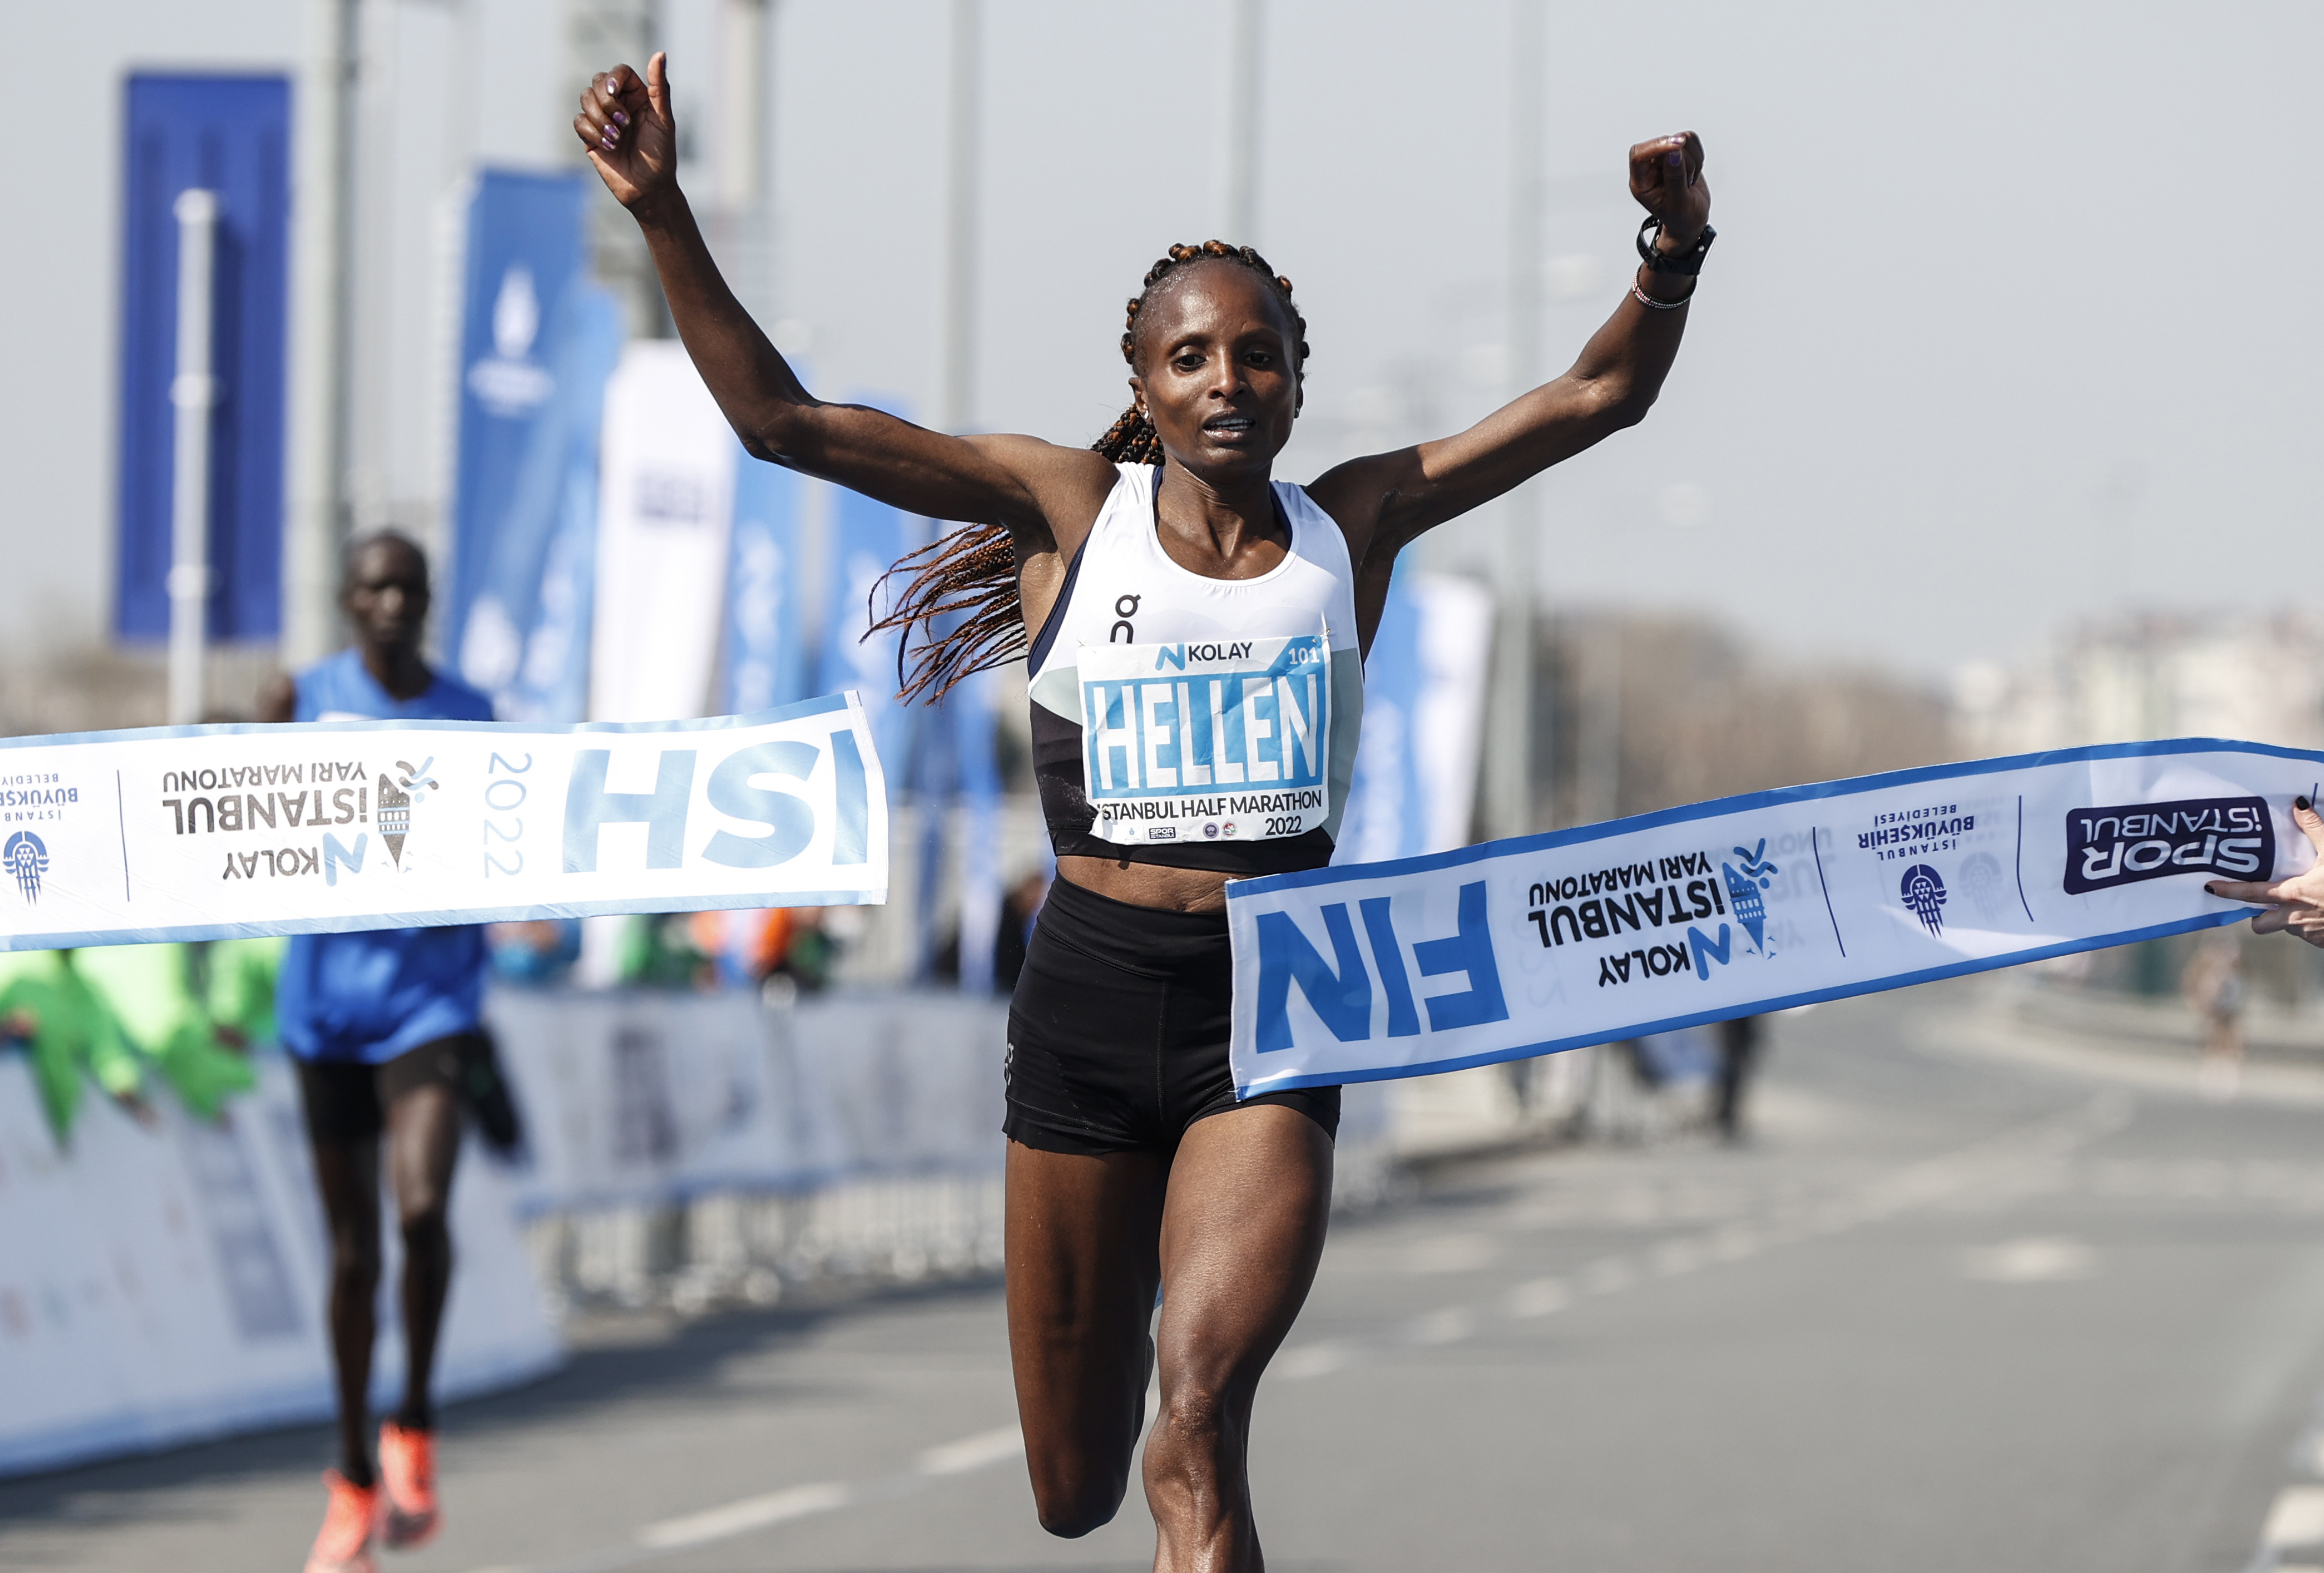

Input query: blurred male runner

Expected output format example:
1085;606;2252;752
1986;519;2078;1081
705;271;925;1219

258;531;492;1573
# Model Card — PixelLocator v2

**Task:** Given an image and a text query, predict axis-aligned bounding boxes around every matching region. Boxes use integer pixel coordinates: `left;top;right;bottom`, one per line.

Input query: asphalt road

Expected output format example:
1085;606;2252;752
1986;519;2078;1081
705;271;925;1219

10;980;2324;1572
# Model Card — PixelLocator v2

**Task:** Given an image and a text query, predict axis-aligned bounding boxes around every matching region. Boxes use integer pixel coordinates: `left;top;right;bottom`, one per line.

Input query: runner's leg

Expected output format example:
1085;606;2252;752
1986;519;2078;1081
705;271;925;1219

384;1077;462;1429
1006;1139;1169;1537
310;1134;383;1485
1144;1103;1333;1572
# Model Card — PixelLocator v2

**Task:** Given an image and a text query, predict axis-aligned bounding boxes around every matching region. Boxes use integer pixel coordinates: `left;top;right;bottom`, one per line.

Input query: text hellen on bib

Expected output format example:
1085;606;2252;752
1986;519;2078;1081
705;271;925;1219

1076;632;1331;847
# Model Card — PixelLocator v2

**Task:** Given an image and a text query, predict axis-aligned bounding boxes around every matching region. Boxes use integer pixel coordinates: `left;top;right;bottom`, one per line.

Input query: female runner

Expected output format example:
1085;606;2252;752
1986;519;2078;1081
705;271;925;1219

577;55;1711;1569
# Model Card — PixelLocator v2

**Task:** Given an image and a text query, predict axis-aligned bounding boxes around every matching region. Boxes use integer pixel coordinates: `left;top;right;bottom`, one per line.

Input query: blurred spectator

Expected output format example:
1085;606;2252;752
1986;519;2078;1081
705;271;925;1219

608;907;836;993
995;871;1050;993
487;920;581;987
75;942;261;1121
0;948;152;1137
935;871;1051;993
1715;1015;1763;1142
2183;934;2246;1102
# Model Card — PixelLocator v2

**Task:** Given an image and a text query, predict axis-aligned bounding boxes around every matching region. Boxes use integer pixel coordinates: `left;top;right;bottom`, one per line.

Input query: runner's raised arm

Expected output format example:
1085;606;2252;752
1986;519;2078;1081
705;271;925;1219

574;55;1115;557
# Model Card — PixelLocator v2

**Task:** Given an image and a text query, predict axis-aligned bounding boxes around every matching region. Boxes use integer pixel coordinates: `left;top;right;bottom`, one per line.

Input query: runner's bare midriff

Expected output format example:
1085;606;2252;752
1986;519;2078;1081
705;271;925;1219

1055;855;1236;914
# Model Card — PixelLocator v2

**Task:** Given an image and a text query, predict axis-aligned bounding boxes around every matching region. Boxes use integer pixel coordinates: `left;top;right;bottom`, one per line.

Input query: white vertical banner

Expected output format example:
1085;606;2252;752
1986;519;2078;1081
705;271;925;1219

590;342;738;722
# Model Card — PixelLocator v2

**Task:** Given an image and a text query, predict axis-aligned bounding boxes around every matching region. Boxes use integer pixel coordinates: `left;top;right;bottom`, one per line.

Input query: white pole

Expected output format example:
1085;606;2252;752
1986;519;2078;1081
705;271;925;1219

1218;0;1261;243
169;189;222;726
937;0;981;436
1484;0;1544;840
284;0;360;666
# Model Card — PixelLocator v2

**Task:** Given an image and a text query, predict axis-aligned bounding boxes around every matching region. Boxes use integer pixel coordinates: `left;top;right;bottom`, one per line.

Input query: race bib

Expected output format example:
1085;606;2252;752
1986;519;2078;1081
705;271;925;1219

1077;633;1332;847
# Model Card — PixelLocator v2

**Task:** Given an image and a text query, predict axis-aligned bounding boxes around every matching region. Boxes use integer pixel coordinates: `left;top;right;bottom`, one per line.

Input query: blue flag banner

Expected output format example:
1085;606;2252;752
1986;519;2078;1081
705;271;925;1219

948;663;1006;992
446;169;597;710
723;456;808;716
1337;569;1494;864
904;620;1004;988
818;471;923;779
454;283;622;722
1226;739;2323;1095
0;694;887;951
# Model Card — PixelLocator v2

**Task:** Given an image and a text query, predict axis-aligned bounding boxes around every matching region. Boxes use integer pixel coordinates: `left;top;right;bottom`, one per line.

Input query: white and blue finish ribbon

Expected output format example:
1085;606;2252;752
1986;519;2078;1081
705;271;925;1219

1226;739;2321;1095
0;692;887;951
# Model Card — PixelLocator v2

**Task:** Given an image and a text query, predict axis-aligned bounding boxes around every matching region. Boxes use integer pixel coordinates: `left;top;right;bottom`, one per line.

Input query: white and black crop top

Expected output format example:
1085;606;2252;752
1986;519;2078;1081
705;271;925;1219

1026;462;1363;874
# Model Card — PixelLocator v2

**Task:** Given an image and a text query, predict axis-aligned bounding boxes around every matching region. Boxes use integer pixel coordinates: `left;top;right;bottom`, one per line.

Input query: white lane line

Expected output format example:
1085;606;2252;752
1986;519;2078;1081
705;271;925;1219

1276;1340;1358;1381
1508;1277;1571;1317
2264;1485;2324;1550
916;1424;1023;1476
1405;1233;1498;1274
1404;1307;1476;1346
1581;1257;1637;1295
635;1481;857;1549
1958;1236;2095;1283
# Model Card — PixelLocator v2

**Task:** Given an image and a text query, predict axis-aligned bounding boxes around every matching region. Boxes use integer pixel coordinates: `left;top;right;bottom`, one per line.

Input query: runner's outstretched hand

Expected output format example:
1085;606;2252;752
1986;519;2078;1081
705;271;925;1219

2206;797;2324;947
1628;131;1710;246
575;52;676;212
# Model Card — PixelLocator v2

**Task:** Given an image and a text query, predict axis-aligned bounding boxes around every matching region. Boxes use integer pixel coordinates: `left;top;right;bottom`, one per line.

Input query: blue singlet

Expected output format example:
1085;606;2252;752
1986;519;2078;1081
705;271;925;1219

276;650;495;1064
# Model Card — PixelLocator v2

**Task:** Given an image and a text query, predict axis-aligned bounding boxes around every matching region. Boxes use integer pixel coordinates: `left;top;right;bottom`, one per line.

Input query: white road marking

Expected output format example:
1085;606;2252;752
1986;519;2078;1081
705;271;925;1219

2264;1485;2324;1549
1508;1277;1571;1317
1276;1340;1358;1381
636;1481;856;1549
1959;1236;2095;1283
1581;1257;1637;1295
1405;1233;1498;1274
1652;1238;1707;1276
1405;1307;1476;1346
917;1425;1023;1476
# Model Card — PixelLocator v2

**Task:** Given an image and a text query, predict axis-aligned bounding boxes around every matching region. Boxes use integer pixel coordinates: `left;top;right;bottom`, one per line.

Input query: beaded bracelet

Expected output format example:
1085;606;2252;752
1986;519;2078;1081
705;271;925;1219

1632;280;1692;311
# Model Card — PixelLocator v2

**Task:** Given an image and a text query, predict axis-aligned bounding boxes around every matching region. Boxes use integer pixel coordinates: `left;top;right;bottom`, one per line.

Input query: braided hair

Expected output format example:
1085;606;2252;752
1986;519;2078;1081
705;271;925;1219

872;240;1308;703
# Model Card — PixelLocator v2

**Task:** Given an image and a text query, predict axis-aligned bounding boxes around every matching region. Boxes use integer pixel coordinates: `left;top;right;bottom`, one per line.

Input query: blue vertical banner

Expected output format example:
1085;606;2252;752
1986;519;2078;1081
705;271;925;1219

1337;567;1494;864
1338;565;1431;863
446;170;607;723
722;454;808;715
903;624;1003;986
816;419;923;776
949;661;1006;992
115;74;291;642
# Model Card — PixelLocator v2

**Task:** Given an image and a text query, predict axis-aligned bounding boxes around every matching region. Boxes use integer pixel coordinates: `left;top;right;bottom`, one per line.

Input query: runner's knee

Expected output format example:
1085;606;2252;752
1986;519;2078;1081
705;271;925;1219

397;1191;450;1243
1028;1459;1128;1539
329;1228;380;1288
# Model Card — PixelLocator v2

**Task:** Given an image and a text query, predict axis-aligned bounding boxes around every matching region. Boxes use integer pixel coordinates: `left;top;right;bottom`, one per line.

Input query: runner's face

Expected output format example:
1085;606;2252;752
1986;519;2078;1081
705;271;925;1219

1131;264;1300;475
342;543;430;656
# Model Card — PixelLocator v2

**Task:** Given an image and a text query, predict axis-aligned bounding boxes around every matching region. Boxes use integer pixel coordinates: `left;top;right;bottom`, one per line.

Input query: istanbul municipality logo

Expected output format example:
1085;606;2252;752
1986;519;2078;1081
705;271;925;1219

1900;863;1947;934
5;830;48;902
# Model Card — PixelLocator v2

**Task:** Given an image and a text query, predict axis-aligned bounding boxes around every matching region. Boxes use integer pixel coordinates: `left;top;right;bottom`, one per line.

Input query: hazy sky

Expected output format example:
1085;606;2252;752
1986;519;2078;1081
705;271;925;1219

764;0;2323;682
13;1;2319;685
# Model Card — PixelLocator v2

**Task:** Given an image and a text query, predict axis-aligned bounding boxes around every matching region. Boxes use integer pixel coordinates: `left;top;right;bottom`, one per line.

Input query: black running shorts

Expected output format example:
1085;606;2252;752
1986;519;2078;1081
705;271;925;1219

1004;875;1340;1156
294;1036;465;1147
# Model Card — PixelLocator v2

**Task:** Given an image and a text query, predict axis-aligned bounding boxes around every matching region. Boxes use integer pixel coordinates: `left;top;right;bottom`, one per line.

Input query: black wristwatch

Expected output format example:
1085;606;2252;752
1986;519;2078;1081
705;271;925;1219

1637;216;1716;277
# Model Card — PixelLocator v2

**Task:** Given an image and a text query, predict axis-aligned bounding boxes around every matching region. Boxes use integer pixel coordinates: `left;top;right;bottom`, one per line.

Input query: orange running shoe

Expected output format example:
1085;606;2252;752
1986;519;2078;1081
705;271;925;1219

377;1421;440;1549
304;1470;378;1573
